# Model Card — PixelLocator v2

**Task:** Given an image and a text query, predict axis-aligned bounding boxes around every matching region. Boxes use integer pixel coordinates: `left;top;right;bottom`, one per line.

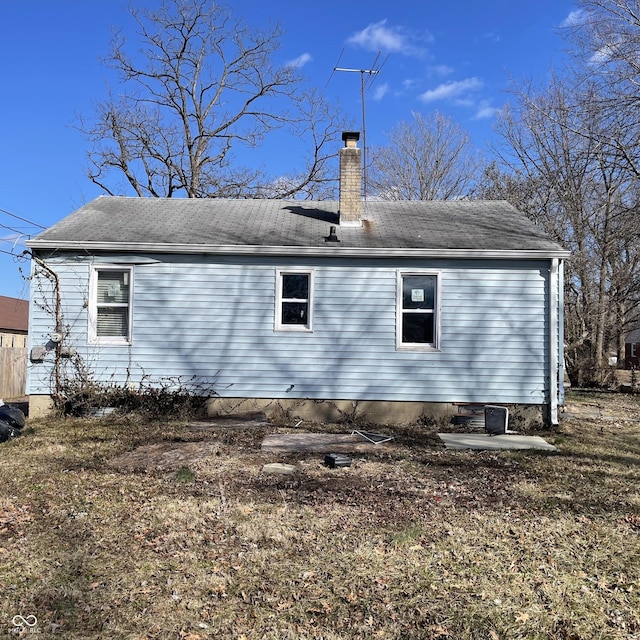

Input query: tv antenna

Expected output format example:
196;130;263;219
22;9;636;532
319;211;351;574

328;51;389;201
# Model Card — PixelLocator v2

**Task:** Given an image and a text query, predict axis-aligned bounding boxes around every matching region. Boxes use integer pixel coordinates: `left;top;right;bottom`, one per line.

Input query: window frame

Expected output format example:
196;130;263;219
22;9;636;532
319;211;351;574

88;265;134;345
275;268;314;332
396;270;441;351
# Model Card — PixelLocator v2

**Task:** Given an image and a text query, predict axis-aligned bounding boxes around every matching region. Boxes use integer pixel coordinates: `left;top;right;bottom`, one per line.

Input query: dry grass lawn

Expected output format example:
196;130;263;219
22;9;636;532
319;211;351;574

0;391;638;639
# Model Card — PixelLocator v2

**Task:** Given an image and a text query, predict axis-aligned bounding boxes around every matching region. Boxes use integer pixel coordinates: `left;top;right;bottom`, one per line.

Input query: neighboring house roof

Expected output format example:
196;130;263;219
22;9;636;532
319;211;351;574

626;329;640;343
0;295;28;333
28;196;569;259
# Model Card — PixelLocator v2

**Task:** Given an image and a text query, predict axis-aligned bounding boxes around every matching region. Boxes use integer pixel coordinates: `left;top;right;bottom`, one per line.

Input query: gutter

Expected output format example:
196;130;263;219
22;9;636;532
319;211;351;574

26;240;571;260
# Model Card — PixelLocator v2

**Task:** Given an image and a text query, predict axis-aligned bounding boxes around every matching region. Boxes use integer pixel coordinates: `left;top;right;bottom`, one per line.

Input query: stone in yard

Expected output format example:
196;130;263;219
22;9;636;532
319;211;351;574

262;462;297;475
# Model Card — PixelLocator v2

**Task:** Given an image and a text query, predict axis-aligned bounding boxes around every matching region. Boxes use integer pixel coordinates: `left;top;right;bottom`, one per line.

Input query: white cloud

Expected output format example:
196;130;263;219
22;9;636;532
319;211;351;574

477;31;501;44
452;97;475;108
473;100;501;120
372;82;390;101
419;77;484;103
589;42;618;65
402;78;421;91
428;64;454;77
285;53;312;69
346;20;427;56
589;43;615;65
560;9;586;28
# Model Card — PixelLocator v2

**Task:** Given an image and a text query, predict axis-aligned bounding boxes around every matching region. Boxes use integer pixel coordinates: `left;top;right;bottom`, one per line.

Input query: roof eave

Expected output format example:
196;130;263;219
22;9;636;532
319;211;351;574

26;240;571;260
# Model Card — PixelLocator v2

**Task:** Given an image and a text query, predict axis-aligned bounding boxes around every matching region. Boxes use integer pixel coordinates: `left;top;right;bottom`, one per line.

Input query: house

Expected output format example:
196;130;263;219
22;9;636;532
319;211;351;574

625;328;640;369
26;132;569;425
0;295;28;348
0;295;28;400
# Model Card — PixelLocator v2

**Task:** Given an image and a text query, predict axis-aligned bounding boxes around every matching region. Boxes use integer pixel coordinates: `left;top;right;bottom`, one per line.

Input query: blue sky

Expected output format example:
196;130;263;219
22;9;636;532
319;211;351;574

0;0;578;299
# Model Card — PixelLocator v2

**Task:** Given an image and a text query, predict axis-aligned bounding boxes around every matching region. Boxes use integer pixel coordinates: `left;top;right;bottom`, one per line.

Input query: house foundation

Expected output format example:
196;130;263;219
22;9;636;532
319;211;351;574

28;393;548;428
204;397;547;429
28;394;56;418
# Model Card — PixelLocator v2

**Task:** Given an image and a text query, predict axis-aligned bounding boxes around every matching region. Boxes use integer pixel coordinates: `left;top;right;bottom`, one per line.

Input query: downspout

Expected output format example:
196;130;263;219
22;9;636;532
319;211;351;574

558;260;565;408
549;259;559;426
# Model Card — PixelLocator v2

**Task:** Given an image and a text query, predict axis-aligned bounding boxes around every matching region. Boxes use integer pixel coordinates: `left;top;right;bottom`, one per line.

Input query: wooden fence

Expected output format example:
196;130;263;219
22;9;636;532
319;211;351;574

0;348;28;399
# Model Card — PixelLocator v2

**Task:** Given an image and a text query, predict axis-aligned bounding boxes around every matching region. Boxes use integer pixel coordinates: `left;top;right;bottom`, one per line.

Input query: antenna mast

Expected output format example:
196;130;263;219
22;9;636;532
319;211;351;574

332;52;388;201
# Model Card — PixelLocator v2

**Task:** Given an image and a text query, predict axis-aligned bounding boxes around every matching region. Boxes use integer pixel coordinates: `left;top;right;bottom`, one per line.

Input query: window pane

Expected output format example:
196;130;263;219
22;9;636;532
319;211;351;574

97;307;129;337
403;275;435;310
282;302;308;325
97;271;129;304
402;313;434;344
282;274;309;300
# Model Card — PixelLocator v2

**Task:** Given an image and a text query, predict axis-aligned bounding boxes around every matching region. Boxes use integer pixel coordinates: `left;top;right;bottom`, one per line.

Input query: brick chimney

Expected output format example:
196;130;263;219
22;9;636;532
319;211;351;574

339;131;362;226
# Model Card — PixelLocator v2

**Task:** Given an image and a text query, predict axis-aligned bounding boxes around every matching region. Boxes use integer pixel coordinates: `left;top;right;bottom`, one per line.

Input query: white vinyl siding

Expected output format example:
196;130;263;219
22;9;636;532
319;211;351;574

88;266;133;344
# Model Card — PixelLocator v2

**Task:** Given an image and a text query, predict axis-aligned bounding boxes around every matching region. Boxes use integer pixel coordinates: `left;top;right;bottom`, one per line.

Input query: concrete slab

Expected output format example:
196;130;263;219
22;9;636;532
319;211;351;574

437;433;556;451
261;432;390;453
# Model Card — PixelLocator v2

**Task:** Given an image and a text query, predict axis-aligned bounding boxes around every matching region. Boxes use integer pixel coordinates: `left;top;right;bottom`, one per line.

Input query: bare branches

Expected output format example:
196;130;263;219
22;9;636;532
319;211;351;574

254;88;352;200
560;1;640;178
78;0;346;199
486;64;640;385
367;111;482;201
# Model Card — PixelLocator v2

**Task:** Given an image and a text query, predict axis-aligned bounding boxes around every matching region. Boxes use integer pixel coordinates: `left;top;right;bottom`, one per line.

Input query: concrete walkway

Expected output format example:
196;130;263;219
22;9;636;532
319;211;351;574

438;433;557;451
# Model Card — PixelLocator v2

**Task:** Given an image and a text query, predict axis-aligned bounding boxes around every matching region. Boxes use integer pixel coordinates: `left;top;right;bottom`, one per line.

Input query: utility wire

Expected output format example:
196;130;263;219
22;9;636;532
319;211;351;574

0;222;26;235
0;246;29;258
0;237;26;251
0;206;46;230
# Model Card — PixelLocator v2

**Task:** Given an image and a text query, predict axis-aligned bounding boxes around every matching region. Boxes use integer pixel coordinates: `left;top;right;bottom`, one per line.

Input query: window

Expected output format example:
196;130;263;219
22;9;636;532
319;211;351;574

397;271;440;349
89;267;133;343
276;269;313;331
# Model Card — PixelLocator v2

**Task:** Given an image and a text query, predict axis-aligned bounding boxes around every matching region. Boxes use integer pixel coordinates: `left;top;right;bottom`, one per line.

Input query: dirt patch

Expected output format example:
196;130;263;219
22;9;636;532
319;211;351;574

106;414;270;471
107;441;225;471
562;389;640;421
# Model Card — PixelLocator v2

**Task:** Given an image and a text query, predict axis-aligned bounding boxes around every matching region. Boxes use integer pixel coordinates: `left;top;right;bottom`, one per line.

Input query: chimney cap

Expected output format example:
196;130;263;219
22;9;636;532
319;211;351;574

341;131;360;142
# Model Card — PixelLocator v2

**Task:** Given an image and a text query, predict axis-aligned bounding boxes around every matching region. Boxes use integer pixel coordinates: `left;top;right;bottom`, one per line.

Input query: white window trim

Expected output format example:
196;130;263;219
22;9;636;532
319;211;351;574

275;268;314;332
88;265;134;345
396;270;441;351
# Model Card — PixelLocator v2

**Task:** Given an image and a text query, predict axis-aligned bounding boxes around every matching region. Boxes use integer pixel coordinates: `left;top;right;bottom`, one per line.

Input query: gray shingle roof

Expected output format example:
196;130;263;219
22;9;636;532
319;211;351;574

29;196;568;256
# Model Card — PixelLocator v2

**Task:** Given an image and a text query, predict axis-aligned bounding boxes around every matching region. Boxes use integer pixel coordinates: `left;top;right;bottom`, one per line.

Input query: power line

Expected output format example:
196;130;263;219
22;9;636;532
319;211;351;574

0;222;26;235
0;246;29;259
0;206;46;230
0;237;26;250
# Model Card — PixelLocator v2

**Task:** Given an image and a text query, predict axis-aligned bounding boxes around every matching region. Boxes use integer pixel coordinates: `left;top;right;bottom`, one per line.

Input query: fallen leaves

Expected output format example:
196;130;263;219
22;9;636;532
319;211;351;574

0;502;32;536
0;399;637;638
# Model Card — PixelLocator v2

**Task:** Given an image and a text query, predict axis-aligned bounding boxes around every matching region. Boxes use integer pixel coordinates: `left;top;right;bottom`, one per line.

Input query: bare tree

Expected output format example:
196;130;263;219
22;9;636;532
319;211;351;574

562;0;640;178
368;111;482;200
79;0;349;198
487;74;640;385
474;2;640;385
